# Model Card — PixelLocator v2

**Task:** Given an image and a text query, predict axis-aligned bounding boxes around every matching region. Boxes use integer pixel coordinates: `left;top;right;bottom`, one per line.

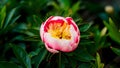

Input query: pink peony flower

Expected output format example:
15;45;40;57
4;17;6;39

40;16;80;53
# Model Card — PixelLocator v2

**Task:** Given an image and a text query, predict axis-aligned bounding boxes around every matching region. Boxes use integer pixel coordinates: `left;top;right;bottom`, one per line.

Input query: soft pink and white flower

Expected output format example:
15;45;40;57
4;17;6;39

40;16;80;53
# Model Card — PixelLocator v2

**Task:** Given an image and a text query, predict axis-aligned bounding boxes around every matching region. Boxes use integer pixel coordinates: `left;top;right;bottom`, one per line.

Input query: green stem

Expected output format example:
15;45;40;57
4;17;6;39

59;52;61;68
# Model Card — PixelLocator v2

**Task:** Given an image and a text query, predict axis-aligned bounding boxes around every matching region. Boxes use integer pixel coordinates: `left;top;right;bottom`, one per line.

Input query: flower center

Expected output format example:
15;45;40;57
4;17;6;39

48;22;71;40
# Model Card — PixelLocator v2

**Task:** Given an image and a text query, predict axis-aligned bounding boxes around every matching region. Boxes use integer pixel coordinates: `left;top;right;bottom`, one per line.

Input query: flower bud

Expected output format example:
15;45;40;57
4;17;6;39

105;5;114;14
100;27;107;37
40;16;80;53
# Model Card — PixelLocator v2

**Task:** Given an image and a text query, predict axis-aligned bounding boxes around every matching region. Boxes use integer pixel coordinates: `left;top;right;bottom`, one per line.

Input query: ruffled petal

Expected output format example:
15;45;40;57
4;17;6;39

69;25;80;50
65;17;80;33
51;16;67;22
45;43;59;53
66;17;80;49
43;33;73;52
40;23;44;41
40;16;80;53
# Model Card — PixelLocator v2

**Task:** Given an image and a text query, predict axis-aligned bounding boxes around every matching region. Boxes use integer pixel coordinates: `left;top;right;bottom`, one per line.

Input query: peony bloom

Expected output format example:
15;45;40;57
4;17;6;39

40;16;80;53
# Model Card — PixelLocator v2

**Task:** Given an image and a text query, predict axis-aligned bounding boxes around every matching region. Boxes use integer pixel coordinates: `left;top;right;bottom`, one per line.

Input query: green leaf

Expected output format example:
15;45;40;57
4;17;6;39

32;48;47;68
0;6;6;29
100;27;107;37
48;1;60;10
79;22;93;32
96;53;104;68
0;61;20;68
3;7;17;29
103;18;120;44
80;40;94;45
78;63;92;68
12;44;31;68
33;15;41;25
58;0;70;9
29;48;41;58
72;2;80;15
67;57;76;68
10;15;21;25
11;35;25;41
80;33;92;38
96;53;101;68
111;47;120;56
74;49;95;62
14;23;28;30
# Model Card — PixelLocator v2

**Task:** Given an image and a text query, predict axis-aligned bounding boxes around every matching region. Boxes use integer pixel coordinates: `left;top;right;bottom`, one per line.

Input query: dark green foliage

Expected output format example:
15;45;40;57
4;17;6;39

0;0;120;68
12;44;31;68
0;61;20;68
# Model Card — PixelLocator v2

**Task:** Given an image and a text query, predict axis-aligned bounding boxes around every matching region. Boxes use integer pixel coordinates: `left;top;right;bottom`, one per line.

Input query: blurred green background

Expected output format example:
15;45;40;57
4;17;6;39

0;0;120;68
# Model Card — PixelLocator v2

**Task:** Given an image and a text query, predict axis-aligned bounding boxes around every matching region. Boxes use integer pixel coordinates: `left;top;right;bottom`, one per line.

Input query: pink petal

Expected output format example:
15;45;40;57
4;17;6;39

40;23;44;41
51;16;67;22
44;16;67;32
69;25;80;50
65;17;79;32
45;43;59;53
43;33;73;52
44;16;54;32
43;24;80;52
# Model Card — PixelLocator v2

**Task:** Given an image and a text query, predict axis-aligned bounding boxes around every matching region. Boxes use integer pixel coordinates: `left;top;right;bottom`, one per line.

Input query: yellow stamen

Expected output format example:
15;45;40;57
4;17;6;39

48;22;71;40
